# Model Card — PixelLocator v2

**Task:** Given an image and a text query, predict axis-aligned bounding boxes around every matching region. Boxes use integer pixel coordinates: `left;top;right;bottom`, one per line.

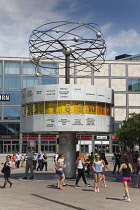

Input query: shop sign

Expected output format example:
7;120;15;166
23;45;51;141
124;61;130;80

97;136;107;139
0;94;10;101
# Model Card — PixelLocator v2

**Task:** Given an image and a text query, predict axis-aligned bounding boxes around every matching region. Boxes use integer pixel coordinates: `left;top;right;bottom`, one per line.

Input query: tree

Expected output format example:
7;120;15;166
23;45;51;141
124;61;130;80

116;113;140;149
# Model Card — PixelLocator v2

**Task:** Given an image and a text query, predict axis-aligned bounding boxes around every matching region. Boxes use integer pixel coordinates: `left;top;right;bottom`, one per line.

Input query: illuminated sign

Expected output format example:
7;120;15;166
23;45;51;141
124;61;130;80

41;136;56;139
22;101;111;116
77;136;91;139
23;136;37;139
0;94;10;101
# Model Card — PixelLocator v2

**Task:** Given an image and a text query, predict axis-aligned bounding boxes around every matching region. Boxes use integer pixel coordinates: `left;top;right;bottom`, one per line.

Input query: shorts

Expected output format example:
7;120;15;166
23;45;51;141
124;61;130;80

57;170;64;175
122;177;131;182
94;172;101;175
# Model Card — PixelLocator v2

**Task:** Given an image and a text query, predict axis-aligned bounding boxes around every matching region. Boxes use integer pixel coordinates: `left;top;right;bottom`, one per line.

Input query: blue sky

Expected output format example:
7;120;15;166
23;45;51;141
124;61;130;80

0;0;140;59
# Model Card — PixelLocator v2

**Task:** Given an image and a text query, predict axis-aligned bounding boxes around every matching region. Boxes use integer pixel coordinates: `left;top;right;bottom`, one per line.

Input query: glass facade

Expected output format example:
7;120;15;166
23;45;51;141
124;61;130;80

5;76;21;89
0;62;2;74
42;77;57;85
4;107;20;120
128;79;140;91
41;62;57;75
4;92;21;105
5;61;20;74
0;122;20;135
0;76;2;88
23;62;36;75
0;106;1;120
23;76;38;88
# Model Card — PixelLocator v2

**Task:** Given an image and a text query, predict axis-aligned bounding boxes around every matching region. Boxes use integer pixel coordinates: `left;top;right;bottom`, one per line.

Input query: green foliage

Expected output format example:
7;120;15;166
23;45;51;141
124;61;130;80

116;113;140;149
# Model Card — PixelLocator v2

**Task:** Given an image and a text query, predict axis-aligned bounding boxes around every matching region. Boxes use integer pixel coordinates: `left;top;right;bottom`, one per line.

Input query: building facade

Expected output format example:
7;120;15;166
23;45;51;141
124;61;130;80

0;57;139;153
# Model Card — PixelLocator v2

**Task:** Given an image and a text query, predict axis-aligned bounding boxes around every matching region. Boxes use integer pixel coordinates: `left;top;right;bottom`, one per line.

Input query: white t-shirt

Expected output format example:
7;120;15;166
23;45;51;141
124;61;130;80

56;159;63;171
77;160;83;169
16;154;21;161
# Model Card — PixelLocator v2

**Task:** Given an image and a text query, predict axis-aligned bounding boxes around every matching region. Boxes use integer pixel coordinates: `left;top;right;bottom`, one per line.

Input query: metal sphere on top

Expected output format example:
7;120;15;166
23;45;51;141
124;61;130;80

29;21;106;78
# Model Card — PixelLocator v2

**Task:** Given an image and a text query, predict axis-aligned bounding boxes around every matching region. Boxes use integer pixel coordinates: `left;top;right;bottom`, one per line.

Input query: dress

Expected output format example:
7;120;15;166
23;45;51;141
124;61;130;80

4;161;11;179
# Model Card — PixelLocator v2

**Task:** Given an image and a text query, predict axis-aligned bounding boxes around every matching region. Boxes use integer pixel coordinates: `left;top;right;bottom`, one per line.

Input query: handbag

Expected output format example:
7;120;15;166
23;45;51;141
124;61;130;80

43;159;47;163
1;167;5;173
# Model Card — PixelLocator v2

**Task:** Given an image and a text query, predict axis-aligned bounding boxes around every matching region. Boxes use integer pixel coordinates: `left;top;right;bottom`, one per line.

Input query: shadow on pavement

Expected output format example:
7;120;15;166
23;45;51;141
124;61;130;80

106;197;123;201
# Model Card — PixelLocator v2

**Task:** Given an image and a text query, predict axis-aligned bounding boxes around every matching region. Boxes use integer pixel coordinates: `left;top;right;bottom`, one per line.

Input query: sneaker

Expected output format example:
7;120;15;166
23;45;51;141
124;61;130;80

125;198;131;202
96;188;100;192
74;185;80;188
59;186;64;190
22;177;27;180
29;177;34;179
85;184;90;187
94;188;97;192
123;195;127;200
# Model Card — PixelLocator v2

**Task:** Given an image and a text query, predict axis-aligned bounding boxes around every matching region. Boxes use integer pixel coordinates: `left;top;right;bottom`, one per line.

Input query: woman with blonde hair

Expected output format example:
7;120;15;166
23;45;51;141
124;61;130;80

92;154;104;192
74;153;90;188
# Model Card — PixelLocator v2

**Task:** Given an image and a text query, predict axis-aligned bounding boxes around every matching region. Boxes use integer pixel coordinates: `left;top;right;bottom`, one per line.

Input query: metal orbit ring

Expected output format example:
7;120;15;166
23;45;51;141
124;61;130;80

29;21;106;77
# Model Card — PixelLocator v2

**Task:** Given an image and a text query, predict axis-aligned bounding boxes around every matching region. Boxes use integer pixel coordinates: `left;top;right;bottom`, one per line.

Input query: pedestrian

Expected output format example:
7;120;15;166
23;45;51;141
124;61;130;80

119;157;132;202
20;154;25;167
11;153;16;168
23;147;34;179
112;152;121;174
16;152;21;168
2;155;13;188
37;151;43;171
42;152;48;171
74;153;90;188
56;154;66;189
92;154;103;192
136;168;140;188
54;152;59;165
33;153;37;170
100;153;110;188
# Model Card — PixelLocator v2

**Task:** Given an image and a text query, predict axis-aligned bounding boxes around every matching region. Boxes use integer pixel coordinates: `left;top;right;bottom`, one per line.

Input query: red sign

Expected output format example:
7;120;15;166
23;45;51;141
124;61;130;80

77;136;91;139
112;136;117;140
41;136;56;139
23;136;37;139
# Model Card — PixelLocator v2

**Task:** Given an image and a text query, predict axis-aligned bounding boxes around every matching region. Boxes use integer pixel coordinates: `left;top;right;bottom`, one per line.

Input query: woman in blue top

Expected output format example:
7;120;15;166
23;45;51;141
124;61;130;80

92;154;104;192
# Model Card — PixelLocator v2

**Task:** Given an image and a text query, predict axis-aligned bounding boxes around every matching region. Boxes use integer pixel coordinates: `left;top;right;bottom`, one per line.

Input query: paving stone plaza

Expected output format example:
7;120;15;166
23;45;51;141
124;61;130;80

0;154;139;210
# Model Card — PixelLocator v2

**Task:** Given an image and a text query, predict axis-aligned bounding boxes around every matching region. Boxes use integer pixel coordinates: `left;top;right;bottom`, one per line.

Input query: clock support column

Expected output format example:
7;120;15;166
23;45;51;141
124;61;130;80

59;133;76;178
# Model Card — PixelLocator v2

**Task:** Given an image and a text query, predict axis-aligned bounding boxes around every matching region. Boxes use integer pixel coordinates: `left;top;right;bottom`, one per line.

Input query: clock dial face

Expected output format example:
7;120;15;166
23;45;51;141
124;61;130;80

61;137;68;145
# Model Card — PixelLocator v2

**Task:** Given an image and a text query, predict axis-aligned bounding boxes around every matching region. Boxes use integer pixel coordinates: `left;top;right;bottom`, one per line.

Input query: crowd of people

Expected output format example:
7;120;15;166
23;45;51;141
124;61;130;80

1;148;140;202
10;151;48;171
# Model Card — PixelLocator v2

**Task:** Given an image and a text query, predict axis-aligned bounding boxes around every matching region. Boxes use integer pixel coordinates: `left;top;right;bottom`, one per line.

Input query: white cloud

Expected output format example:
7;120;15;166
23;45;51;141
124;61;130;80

106;28;140;59
101;22;113;34
0;0;71;57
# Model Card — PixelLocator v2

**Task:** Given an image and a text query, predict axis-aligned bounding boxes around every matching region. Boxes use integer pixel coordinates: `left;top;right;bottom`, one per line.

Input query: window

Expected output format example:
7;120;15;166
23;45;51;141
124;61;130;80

4;92;21;105
0;107;1;120
41;62;57;75
23;62;36;75
5;76;21;89
5;61;20;74
0;62;2;74
0;76;2;89
0;91;2;105
114;123;122;132
23;77;38;88
128;79;140;91
4;107;20;120
41;77;57;85
0;122;20;135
